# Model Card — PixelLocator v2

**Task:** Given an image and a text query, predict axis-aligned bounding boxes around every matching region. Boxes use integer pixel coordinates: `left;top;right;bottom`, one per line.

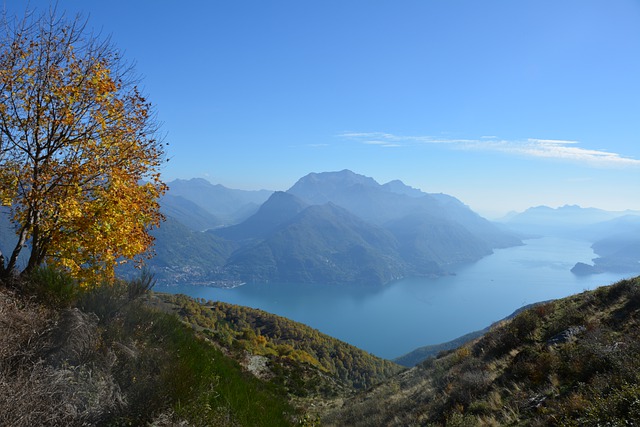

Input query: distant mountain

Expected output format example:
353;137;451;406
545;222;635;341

224;202;409;285
213;192;308;242
384;213;491;270
118;216;239;285
159;194;223;231
288;170;520;247
571;215;640;276
166;178;273;224
381;179;425;198
504;204;640;237
0;207;29;271
144;171;521;286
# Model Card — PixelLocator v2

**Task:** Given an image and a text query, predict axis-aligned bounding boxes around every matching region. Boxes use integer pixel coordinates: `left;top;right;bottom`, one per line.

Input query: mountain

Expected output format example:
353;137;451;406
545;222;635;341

213;191;308;242
224;202;409;285
166;178;273;224
323;276;640;426
504;205;640;237
384;212;490;270
566;215;640;276
117;216;239;285
145;170;521;286
381;179;426;198
0;207;29;271
288;170;520;247
159;194;223;231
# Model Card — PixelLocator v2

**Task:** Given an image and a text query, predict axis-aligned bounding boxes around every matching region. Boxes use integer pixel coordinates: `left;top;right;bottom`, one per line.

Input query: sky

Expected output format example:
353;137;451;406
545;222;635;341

4;1;640;218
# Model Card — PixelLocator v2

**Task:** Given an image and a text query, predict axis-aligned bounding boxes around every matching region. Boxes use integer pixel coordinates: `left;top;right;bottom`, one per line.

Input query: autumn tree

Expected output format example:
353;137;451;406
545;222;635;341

0;9;167;283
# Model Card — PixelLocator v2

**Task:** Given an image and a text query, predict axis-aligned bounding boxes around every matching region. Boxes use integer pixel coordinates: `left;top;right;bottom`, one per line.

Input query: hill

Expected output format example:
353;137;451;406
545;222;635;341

151;293;402;393
117;216;239;286
0;272;295;426
323;275;640;426
0;269;402;426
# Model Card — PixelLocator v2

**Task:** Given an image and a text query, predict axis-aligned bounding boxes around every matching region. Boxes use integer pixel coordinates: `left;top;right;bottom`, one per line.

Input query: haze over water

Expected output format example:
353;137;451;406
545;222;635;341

159;236;635;359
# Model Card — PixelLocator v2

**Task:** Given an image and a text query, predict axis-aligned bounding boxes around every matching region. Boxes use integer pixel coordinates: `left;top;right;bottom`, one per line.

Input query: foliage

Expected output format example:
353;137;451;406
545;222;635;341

0;272;296;426
0;8;166;283
157;293;403;393
323;276;640;426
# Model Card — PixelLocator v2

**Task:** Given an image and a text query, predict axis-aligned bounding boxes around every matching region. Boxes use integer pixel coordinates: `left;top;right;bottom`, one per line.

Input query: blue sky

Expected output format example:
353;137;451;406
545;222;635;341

5;1;640;217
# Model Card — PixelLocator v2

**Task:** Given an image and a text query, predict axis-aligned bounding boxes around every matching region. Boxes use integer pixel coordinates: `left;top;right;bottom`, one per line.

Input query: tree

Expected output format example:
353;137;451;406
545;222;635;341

0;8;167;283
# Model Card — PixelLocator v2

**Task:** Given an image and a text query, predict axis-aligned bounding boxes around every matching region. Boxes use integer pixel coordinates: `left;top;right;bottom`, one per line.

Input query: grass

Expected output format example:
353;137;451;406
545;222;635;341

322;276;640;426
0;267;297;426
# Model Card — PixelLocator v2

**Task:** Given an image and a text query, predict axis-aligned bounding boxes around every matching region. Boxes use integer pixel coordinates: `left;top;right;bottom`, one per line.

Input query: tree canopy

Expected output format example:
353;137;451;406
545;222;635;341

0;9;166;282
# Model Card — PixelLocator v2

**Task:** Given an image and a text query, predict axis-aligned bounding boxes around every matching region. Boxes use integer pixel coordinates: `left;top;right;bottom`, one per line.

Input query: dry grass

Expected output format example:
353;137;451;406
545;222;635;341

0;287;124;426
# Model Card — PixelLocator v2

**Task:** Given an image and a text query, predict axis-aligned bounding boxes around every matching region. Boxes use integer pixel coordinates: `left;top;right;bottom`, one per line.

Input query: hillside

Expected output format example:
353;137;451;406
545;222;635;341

323;276;640;426
117;216;240;286
151;293;402;393
0;272;296;426
0;269;401;426
224;202;409;285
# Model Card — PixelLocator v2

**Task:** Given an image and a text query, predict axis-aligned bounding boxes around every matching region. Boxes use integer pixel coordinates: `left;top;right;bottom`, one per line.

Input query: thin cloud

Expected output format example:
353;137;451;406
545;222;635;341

339;132;640;168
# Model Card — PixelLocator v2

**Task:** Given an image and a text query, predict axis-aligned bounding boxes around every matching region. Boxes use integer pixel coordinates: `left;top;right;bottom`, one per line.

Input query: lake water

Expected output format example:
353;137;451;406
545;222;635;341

156;237;637;360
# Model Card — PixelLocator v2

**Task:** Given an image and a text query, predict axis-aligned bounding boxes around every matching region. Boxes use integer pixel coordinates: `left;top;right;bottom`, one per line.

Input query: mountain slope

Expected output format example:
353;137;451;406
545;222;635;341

160;194;223;231
225;203;409;285
288;170;520;248
152;292;403;393
213;191;309;242
119;217;239;285
167;178;273;224
323;276;640;426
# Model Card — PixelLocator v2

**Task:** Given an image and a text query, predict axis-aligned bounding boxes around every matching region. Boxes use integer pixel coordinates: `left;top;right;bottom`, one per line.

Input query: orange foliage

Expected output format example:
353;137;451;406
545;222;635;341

0;11;166;283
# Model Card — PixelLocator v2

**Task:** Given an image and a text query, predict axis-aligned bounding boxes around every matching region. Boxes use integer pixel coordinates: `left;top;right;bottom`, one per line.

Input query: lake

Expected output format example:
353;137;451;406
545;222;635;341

156;237;636;360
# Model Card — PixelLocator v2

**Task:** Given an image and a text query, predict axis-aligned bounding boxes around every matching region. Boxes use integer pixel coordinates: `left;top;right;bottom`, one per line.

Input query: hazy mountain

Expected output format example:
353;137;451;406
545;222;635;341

579;214;640;242
166;178;273;224
159;194;223;231
504;205;640;237
288;170;520;248
0;207;29;271
145;170;521;286
381;179;425;198
287;170;431;224
213;191;308;242
571;216;640;276
118;216;239;285
384;212;491;271
224;202;409;285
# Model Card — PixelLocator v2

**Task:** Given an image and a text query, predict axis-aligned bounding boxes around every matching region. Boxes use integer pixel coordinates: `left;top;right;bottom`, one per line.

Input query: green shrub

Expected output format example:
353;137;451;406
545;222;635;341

26;265;79;307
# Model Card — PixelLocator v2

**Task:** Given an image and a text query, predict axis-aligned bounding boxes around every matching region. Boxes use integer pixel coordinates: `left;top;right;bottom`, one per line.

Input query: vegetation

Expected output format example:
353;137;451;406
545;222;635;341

324;276;640;426
0;268;296;426
154;293;403;394
0;8;166;282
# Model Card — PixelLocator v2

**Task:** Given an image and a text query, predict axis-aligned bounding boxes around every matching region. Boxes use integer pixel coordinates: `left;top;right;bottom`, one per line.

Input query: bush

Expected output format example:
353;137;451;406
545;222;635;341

26;266;80;307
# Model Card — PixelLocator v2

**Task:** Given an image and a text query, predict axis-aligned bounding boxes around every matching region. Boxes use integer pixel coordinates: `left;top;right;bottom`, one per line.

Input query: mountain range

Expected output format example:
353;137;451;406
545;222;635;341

144;170;521;286
501;205;640;276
